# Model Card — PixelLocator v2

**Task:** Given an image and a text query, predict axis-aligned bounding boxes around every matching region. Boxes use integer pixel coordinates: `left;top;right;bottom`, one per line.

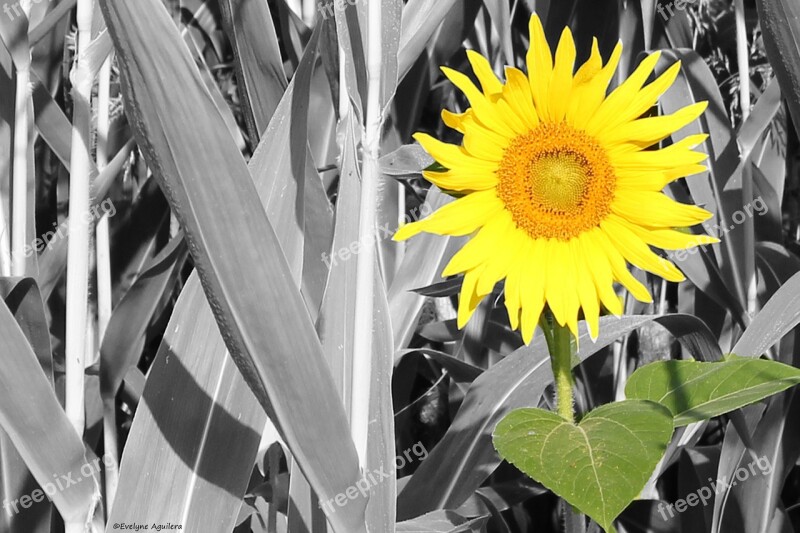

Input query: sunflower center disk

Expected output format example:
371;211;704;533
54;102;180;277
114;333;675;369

529;153;587;212
496;123;617;240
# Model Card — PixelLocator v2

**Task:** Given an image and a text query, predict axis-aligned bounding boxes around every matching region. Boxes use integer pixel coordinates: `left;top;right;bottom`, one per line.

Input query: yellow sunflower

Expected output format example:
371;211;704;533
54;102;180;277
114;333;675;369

394;15;719;343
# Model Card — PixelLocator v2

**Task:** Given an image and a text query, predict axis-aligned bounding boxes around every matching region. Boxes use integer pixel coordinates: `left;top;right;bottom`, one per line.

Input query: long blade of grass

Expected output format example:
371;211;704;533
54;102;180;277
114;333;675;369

218;0;287;142
97;2;366;530
756;0;800;133
110;274;266;532
0;279;53;533
0;288;101;527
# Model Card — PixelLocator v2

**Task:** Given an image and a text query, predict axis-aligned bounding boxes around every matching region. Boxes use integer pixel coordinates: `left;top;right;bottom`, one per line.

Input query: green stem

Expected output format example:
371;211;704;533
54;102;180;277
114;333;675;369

541;311;575;423
540;310;585;533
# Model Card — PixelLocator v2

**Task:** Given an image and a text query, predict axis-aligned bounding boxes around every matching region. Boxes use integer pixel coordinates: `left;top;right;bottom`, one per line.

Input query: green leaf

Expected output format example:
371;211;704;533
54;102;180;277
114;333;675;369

493;401;674;533
626;358;800;426
396;314;719;520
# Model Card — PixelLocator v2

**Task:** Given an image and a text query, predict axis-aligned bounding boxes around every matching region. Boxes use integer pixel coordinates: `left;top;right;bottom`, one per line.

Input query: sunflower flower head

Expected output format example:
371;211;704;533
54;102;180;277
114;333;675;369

395;15;719;343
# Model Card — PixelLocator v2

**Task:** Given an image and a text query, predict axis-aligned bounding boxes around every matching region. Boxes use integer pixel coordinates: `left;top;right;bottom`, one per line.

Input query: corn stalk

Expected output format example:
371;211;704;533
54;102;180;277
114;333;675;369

64;0;94;458
351;0;384;467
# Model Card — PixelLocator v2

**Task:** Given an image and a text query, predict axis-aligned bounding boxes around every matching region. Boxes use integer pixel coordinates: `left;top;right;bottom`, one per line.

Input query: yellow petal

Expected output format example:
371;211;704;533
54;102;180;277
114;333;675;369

579;231;623;315
503;66;540;130
616;164;708;191
544;239;580;333
526;14;553;121
466;49;504;97
569;41;624;129
442;212;512;275
394;190;503;240
573;38;603;87
616;218;720;251
585;51;662;135
573;239;600;340
441;67;517;138
567;38;603;127
612;190;714;228
422;168;498;192
476;227;526;295
599;102;708;147
595;60;683;135
413;132;497;171
503;238;533;331
442;109;473;133
457;266;486;328
494;98;530;135
463;128;508;161
601;217;685;282
520;239;547;344
549;27;577;123
592;228;653;304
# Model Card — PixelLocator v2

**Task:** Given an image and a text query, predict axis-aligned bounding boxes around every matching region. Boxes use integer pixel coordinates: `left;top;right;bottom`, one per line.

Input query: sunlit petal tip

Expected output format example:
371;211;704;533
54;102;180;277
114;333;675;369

465;49;483;62
394;222;423;241
696;206;715;222
567;316;580;339
441;260;463;278
648;50;663;64
685;133;710;147
559;25;576;44
586;318;599;342
439;66;462;86
521;317;538;345
529;12;545;35
412;131;430;145
632;287;654;304
507;305;520;331
685;164;708;176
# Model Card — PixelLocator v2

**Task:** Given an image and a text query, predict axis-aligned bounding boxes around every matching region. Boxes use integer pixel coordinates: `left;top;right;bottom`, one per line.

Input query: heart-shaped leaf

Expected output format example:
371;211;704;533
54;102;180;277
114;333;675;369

493;401;673;533
626;357;800;426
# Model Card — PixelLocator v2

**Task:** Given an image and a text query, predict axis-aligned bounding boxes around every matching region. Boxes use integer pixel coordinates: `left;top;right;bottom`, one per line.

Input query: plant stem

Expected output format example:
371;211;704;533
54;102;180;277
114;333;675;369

541;310;585;533
350;0;383;469
65;0;93;452
734;0;758;318
11;63;31;277
542;311;575;423
95;51;119;515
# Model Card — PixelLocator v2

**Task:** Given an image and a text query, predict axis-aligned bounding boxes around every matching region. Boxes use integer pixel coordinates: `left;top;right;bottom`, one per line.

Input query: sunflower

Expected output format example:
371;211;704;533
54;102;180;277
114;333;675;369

394;15;718;343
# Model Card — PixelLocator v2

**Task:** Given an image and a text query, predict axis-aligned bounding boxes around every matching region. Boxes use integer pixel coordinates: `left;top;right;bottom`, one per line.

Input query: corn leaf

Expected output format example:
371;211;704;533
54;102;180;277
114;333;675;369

97;1;366;530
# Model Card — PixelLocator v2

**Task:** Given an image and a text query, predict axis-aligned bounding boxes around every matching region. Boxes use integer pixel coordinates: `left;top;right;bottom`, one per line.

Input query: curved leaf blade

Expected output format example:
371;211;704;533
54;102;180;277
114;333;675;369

626;358;800;426
96;1;366;530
